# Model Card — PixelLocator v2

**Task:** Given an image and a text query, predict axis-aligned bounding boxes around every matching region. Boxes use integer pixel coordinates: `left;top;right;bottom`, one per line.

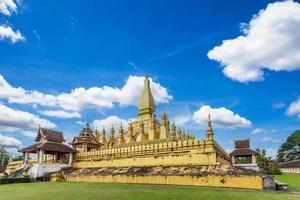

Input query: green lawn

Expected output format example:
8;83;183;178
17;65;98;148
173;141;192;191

0;182;299;200
276;173;300;192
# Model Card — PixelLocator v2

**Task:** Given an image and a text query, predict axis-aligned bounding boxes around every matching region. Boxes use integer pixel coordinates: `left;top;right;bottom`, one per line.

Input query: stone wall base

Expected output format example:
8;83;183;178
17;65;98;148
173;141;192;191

65;174;264;190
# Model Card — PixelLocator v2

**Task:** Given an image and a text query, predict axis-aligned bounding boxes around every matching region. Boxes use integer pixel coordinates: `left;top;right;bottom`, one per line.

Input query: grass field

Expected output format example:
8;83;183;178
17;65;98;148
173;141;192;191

276;173;300;192
0;182;299;200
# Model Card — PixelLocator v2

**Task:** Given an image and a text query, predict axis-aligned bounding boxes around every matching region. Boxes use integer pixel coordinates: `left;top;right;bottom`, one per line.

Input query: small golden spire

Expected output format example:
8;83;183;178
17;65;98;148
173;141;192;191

171;121;176;139
206;114;214;141
118;122;125;145
94;127;100;142
101;126;107;144
110;125;115;141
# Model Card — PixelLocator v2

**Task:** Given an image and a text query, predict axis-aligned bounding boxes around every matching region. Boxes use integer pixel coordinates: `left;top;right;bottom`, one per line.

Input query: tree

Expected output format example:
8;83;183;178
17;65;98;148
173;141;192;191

0;146;10;166
256;148;274;169
277;130;300;162
255;148;282;174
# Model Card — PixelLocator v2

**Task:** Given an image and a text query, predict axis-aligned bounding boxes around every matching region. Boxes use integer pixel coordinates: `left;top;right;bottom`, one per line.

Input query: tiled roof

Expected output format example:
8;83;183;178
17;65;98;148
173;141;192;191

230;149;258;156
279;160;300;168
235;139;250;149
35;128;65;143
20;142;76;153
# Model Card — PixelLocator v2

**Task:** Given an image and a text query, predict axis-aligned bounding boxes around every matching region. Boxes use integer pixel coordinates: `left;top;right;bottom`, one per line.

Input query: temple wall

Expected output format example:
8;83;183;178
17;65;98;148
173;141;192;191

74;139;231;168
65;174;264;190
73;151;220;168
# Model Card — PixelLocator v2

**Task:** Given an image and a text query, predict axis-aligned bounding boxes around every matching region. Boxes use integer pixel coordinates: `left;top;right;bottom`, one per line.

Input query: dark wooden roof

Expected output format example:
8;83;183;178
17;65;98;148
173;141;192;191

72;123;99;146
279;160;300;168
20;142;76;153
35;128;65;143
230;149;258;156
235;139;250;149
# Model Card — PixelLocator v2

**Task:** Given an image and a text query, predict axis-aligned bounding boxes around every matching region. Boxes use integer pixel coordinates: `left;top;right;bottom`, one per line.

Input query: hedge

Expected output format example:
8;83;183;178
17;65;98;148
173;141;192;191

0;177;31;184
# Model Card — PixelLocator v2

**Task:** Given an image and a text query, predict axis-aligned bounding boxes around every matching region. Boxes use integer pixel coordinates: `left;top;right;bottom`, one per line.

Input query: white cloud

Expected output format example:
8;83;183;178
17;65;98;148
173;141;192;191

265;148;278;159
39;110;81;119
0;25;24;43
208;1;300;83
287;98;300;119
0;134;21;148
93;116;128;132
0;74;25;98
272;102;286;109
0;104;56;130
20;130;36;138
174;114;192;127
259;136;273;142
251;128;267;135
0;0;16;16
3;75;172;112
192;105;251;128
76;121;84;125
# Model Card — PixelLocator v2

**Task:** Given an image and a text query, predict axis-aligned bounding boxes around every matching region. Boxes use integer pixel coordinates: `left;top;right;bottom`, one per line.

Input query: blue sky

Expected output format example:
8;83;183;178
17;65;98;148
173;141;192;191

0;0;300;158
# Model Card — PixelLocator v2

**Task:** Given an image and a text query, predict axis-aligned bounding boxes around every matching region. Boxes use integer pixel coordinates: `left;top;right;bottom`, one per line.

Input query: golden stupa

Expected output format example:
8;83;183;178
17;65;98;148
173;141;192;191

72;76;231;168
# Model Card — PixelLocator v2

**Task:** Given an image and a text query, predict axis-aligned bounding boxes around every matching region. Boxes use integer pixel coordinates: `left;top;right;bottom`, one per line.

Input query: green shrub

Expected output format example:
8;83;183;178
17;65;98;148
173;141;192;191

23;173;31;178
272;168;283;175
0;177;31;184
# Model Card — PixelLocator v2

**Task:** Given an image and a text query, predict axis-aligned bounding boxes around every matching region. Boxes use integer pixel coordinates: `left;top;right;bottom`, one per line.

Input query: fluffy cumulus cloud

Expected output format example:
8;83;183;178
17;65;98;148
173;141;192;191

208;1;300;82
39;110;81;119
0;0;16;16
0;104;56;130
286;98;300;119
0;25;24;43
93;116;128;131
192;105;251;128
0;134;21;148
0;0;24;43
2;75;172;112
0;74;25;98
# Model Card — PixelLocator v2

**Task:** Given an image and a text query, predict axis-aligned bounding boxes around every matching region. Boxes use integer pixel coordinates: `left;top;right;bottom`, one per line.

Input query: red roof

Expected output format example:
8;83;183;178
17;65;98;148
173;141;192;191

279;160;300;168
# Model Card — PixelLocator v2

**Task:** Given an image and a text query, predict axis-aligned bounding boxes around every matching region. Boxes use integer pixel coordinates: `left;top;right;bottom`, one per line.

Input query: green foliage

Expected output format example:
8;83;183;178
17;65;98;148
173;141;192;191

0;146;10;166
11;156;24;161
271;168;283;175
23;173;31;178
234;156;252;164
277;130;300;162
0;177;31;184
255;148;275;171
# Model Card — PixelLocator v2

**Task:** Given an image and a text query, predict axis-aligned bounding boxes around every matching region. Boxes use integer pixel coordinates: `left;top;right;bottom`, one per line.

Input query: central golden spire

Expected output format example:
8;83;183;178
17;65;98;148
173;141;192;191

138;76;156;116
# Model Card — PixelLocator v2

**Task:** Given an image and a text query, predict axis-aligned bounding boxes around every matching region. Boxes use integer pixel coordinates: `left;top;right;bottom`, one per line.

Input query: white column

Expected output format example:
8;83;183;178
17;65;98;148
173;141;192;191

252;155;256;164
68;153;73;165
24;152;29;164
54;152;58;163
231;156;235;165
38;150;44;164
